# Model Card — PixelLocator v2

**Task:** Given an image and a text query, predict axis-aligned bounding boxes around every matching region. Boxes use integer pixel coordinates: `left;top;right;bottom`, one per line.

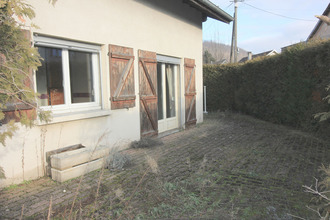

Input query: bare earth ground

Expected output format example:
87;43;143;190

0;112;329;219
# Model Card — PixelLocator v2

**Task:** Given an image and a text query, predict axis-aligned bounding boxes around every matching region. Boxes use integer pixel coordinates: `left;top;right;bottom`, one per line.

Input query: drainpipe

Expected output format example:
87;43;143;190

248;52;252;60
203;86;208;114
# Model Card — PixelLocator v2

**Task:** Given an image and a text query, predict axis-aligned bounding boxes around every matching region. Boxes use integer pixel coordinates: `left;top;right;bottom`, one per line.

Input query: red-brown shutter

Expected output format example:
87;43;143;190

184;58;197;126
1;30;36;124
109;44;136;109
138;50;158;136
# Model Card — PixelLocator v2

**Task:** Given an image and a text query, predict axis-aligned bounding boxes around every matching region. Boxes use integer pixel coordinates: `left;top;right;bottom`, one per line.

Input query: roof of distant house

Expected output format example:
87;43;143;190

214;59;228;64
307;3;330;40
184;0;233;23
239;50;278;63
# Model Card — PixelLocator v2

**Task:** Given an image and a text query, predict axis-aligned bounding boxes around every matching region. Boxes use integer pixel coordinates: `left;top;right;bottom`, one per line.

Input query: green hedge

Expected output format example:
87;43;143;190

204;39;330;133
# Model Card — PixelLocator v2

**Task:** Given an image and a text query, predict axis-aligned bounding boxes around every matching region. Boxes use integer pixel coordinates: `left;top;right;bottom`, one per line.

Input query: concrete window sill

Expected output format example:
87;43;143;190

37;110;111;125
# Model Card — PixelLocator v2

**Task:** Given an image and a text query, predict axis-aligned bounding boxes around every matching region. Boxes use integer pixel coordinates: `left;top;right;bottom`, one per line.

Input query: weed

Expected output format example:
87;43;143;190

146;154;159;174
4;183;19;190
47;196;52;220
130;137;163;149
68;131;108;218
0;166;5;179
163;182;177;192
106;151;131;170
149;203;176;218
22;180;31;185
92;164;105;217
300;164;330;219
20;204;24;220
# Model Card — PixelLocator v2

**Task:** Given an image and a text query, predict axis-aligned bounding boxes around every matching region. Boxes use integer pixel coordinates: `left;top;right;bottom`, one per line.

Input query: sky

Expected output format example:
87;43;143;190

203;0;329;54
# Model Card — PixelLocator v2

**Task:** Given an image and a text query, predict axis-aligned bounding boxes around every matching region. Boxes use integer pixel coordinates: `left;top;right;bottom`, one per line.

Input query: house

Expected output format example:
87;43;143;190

307;3;330;40
215;59;228;65
239;49;278;63
281;42;306;53
281;3;330;52
0;0;232;187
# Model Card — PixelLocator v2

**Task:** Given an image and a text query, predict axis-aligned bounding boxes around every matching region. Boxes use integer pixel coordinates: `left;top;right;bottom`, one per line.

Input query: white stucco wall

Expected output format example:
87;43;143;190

0;0;204;187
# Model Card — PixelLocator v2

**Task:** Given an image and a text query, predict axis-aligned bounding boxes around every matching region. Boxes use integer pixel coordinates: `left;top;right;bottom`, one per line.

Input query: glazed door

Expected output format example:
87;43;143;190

157;63;179;133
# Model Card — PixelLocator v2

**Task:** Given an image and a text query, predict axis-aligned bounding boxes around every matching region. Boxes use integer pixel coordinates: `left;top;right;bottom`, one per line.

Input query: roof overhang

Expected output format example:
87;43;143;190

183;0;233;24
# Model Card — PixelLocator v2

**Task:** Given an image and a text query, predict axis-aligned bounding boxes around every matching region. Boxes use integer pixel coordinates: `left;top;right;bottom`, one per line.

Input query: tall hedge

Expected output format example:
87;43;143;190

204;39;330;133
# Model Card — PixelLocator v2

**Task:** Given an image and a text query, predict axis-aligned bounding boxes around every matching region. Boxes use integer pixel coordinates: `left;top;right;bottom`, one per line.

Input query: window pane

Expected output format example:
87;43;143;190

69;51;94;103
166;64;176;118
36;47;64;106
157;63;163;120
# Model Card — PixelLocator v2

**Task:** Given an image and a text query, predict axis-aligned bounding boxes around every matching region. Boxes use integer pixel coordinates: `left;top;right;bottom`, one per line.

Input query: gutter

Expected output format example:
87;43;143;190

184;0;233;24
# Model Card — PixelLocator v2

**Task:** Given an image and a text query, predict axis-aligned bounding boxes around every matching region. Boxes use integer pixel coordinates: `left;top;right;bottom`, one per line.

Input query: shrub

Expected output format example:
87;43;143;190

204;39;330;134
130;137;163;149
106;152;131;170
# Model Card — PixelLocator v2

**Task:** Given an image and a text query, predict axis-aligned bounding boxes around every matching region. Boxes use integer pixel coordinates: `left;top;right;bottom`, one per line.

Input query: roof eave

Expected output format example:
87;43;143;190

184;0;233;24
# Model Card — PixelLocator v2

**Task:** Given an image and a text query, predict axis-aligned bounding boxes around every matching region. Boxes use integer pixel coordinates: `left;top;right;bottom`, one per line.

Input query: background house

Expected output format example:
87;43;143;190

239;49;278;63
307;3;330;40
282;3;330;52
0;0;232;187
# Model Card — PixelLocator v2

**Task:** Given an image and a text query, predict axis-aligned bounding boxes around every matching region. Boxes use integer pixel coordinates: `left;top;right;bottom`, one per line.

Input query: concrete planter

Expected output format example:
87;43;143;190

49;145;110;182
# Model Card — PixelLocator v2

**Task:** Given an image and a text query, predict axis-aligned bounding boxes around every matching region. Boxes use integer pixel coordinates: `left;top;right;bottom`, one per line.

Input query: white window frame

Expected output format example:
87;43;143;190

34;35;102;115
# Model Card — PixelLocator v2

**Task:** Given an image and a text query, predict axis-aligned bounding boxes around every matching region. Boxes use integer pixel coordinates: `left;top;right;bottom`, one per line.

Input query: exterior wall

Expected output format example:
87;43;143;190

0;0;204;187
311;12;330;40
313;22;330;40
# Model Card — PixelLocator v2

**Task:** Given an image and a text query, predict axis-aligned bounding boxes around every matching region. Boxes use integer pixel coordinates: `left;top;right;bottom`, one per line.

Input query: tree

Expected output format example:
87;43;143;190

0;0;51;146
203;50;215;64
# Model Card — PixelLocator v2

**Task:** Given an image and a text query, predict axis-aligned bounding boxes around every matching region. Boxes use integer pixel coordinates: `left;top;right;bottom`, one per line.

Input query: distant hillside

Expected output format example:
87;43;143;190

203;41;248;64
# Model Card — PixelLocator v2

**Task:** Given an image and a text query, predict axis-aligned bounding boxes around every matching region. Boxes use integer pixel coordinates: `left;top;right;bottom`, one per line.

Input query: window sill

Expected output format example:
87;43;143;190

37;110;111;125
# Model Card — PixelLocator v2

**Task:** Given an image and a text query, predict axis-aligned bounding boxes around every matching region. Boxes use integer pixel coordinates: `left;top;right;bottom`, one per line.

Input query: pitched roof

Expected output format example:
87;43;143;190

183;0;233;24
307;3;330;40
239;50;278;63
253;49;278;58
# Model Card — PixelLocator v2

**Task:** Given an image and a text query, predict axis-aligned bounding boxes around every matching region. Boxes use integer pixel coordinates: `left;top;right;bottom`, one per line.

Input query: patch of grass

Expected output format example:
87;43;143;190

149;203;176;218
4;179;32;191
242;207;264;219
139;171;228;218
4;183;19;190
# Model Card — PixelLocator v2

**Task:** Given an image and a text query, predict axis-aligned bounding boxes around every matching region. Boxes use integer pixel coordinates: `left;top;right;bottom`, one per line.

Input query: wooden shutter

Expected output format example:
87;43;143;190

1;30;36;124
109;44;135;110
184;58;197;126
139;50;158;136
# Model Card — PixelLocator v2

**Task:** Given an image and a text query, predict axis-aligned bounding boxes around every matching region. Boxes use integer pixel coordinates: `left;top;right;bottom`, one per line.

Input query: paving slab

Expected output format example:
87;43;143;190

0;112;329;219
